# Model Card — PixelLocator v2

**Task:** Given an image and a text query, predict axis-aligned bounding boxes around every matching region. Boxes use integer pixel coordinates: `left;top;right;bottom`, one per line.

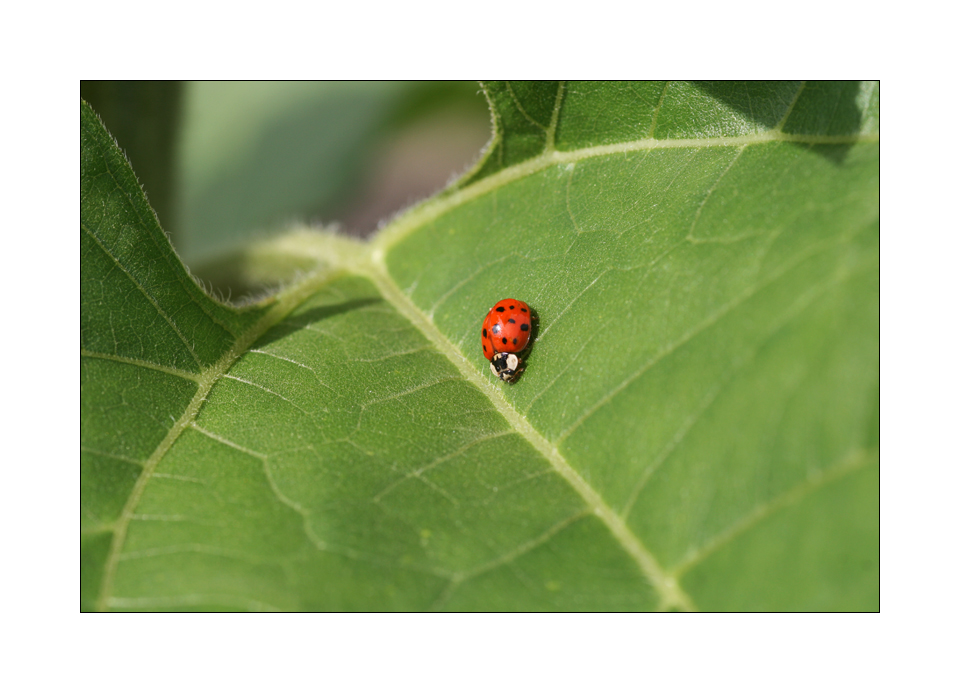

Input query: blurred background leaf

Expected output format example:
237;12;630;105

82;81;490;264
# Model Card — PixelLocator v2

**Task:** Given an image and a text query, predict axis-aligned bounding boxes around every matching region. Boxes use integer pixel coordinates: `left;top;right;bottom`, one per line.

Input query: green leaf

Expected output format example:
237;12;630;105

178;81;488;261
81;81;879;611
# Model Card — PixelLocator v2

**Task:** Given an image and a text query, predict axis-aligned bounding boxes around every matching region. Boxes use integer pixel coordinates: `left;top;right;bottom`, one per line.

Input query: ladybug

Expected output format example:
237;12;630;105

481;299;533;382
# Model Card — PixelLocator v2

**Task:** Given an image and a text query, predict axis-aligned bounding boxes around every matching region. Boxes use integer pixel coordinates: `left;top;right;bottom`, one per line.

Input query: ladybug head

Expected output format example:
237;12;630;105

490;352;522;382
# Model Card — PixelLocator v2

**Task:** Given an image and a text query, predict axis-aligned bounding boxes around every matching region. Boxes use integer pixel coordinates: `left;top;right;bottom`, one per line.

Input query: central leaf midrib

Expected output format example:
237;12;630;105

99;253;692;610
359;262;696;612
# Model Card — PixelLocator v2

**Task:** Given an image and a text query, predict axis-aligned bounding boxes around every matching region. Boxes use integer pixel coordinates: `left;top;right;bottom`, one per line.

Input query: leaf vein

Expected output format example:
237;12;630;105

82;223;203;369
431;510;590;610
776;81;806;131
361;264;696;611
671;449;875;576
374;130;878;254
687;146;745;241
81;349;202;382
647;82;670;138
555;232;863;443
372;431;514;503
81;445;145;466
222;374;319;418
544;81;566;151
505;81;548;131
94;269;342;611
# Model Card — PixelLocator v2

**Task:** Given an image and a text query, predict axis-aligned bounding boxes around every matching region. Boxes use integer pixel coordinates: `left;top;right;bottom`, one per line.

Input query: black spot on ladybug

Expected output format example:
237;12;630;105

520;307;527;312
512;338;518;345
502;338;507;344
507;318;516;324
509;305;515;309
520;323;529;331
492;324;501;335
495;306;505;312
482;328;487;337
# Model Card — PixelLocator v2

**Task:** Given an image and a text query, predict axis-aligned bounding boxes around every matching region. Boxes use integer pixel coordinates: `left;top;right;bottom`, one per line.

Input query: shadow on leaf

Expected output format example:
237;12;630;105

694;81;868;165
254;298;384;348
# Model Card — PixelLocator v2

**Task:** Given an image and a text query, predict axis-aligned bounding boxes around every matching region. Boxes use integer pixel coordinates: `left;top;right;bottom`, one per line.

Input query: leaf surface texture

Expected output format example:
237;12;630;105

81;82;879;611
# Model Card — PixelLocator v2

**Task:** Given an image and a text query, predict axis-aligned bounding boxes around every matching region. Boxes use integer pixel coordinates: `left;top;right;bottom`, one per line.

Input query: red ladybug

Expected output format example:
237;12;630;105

481;299;533;382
